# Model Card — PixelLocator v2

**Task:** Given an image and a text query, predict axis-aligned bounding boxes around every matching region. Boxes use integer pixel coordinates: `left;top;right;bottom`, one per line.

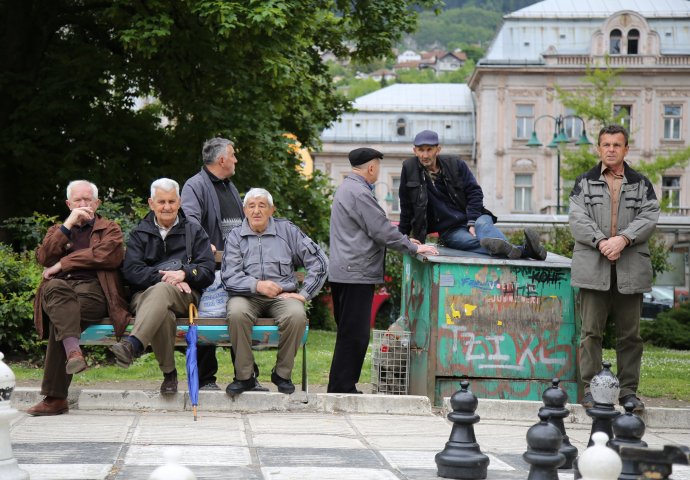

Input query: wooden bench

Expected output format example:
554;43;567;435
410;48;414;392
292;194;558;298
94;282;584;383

80;256;309;392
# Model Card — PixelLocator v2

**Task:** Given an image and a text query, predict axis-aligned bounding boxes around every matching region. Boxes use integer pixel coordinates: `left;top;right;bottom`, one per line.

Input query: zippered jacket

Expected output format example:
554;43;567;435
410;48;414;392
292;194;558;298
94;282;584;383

220;217;328;301
569;162;659;293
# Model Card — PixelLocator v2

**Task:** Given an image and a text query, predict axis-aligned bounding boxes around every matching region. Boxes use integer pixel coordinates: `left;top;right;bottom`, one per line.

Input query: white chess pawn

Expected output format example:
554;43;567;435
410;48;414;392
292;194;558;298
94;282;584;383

579;432;622;480
148;447;197;480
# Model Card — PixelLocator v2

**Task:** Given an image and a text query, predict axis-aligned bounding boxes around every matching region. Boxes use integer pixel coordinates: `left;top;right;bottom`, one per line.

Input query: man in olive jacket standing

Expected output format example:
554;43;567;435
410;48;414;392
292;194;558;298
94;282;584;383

569;125;659;413
28;180;131;416
327;147;438;394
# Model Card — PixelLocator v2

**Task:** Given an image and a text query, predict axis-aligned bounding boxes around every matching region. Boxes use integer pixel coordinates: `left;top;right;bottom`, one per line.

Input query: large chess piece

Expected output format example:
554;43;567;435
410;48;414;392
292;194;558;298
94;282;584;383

586;362;621;447
619;444;690;480
609;402;647;479
523;410;565;480
149;447;196;480
579;432;622;480
435;380;490;479
0;352;30;480
540;377;577;469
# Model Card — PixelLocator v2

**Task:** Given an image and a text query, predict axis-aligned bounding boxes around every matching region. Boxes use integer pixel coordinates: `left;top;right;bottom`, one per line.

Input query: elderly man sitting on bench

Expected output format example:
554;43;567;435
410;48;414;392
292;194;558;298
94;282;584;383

222;188;328;395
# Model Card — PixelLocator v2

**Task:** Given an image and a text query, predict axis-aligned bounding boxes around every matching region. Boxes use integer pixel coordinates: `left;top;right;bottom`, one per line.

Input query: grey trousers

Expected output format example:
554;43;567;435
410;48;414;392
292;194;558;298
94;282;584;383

130;282;197;374
578;280;643;398
40;278;107;398
226;295;307;380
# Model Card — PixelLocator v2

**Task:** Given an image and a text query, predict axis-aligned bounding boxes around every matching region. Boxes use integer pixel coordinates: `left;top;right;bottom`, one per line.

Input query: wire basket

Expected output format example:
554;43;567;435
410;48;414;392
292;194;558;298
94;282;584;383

372;329;410;395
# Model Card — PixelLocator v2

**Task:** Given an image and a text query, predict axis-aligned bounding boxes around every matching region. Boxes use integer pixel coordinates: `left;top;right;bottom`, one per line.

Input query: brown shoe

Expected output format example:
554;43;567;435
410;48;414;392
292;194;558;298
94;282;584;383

26;396;69;416
160;371;178;395
65;351;87;374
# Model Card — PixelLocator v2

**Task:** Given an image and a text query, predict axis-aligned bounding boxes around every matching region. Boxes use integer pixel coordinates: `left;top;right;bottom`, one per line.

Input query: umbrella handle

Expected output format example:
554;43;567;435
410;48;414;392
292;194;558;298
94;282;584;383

189;303;198;326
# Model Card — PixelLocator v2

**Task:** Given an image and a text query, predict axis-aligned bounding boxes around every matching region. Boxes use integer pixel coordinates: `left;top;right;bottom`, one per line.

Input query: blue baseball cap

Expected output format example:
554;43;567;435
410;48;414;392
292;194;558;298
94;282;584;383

413;130;439;146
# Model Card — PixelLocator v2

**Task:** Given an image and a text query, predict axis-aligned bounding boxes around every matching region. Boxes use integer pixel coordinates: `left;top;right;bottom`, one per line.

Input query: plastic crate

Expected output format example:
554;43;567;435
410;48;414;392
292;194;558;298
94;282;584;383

372;329;410;395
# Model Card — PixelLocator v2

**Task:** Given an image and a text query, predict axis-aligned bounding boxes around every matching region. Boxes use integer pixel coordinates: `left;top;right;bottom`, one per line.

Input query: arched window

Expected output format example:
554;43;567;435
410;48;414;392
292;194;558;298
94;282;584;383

610;29;622;54
396;118;406;136
628;29;640;55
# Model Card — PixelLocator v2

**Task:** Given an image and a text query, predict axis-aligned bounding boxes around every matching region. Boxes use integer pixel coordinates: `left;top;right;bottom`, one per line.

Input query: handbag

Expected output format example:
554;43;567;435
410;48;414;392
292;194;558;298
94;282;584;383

153;223;193;271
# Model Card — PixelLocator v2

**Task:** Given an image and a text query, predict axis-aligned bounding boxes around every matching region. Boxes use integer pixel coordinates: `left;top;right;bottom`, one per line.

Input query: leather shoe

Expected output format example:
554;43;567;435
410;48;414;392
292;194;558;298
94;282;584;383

580;392;594;409
271;368;295;394
620;394;645;413
226;376;264;395
160;371;178;395
110;340;136;368
523;228;547;260
480;238;522;259
199;381;221;391
27;396;69;416
65;351;87;375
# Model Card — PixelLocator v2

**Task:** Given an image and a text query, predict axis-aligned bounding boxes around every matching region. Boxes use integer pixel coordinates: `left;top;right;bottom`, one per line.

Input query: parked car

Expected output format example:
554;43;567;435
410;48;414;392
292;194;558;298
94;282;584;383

642;286;674;319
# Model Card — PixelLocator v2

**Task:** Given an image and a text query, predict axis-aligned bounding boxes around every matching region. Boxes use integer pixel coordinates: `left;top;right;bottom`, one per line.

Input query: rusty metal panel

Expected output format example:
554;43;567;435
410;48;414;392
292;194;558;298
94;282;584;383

402;248;578;405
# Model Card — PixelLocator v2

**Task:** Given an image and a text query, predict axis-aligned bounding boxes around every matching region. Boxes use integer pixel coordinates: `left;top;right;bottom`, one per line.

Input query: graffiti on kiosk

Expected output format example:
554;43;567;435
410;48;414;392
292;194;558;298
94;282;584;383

443;324;568;373
459;277;500;291
446;302;478;324
513;267;566;287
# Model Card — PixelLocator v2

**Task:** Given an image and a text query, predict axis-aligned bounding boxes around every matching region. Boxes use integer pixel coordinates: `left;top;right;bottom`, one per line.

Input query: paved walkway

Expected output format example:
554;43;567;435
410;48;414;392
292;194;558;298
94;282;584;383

8;390;690;480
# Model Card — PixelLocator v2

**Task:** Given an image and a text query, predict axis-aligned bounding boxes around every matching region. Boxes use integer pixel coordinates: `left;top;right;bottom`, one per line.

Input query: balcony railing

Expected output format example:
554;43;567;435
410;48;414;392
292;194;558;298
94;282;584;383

545;54;690;67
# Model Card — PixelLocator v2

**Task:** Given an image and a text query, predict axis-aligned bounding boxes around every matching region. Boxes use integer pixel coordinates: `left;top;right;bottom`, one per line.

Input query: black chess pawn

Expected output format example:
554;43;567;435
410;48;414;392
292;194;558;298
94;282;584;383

609;402;648;479
540;377;578;469
586;362;621;447
435;380;490;479
524;410;565;480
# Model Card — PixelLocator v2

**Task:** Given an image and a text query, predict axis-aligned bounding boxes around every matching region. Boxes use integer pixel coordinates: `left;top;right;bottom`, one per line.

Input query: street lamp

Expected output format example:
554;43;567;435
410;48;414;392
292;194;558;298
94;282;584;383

373;181;395;210
527;114;592;214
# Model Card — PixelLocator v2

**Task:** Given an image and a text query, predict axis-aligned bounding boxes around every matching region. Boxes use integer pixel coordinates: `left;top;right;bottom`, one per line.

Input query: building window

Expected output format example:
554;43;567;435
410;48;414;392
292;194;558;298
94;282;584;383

396;118;406;136
391;176;401;213
610;29;622;54
515;104;534;139
514;174;533;212
628;29;640;54
663;105;682;140
564;109;584;140
662;176;681;209
614;104;632;131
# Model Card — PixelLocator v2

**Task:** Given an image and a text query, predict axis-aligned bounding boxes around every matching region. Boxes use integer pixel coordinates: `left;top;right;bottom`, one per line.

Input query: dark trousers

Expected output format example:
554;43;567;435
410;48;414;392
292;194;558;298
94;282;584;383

197;345;218;385
327;282;375;393
40;278;107;398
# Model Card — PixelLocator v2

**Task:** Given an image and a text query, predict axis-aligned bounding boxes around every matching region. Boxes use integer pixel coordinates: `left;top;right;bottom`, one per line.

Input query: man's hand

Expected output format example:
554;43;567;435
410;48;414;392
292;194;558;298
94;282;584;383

160;269;186;286
174;281;192;294
64;206;95;229
416;244;439;256
409;238;421;245
468;225;476;237
257;280;283;298
277;292;307;303
43;261;63;279
598;236;626;261
210;243;217;254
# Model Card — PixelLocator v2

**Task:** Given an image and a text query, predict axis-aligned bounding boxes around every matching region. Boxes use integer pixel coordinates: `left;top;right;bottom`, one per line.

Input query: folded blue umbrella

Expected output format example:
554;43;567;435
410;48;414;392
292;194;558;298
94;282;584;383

186;304;199;421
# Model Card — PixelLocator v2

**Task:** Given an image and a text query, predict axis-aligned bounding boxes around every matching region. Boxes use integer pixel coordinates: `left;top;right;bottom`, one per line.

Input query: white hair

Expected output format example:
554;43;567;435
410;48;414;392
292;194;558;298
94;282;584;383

243;188;274;207
150;178;180;199
66;180;98;200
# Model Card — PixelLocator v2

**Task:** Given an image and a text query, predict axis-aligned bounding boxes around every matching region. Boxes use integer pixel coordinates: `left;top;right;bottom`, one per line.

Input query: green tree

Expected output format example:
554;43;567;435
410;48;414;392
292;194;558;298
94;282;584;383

0;0;439;245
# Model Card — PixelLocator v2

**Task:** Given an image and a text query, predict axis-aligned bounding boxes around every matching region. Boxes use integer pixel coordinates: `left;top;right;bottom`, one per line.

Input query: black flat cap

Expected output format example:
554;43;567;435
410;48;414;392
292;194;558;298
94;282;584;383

348;147;383;166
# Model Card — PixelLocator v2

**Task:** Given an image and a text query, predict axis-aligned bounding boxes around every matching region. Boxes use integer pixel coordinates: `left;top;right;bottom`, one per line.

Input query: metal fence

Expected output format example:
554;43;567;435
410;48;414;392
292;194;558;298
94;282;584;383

372;329;410;395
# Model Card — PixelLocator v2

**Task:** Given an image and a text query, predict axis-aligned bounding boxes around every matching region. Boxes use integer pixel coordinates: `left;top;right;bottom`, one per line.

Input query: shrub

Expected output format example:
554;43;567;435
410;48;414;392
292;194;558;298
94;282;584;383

0;244;43;358
641;302;690;349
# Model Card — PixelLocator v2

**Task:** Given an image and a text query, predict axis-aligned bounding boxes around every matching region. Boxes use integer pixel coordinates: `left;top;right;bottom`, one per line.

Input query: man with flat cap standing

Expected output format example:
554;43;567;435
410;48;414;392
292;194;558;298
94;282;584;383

328;147;439;394
399;129;547;260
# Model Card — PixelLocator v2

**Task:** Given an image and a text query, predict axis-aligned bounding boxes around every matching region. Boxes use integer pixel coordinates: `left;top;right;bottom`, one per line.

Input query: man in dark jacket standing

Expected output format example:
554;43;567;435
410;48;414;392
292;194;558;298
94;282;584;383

111;178;215;394
328;148;438;394
399;130;546;260
569;125;659;413
27;180;131;416
181;137;246;391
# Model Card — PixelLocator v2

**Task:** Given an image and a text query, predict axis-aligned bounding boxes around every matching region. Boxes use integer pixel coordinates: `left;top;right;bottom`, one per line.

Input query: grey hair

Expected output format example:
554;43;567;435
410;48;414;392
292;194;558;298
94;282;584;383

202;137;234;165
150;178;180;199
243;188;274;207
66;180;98;200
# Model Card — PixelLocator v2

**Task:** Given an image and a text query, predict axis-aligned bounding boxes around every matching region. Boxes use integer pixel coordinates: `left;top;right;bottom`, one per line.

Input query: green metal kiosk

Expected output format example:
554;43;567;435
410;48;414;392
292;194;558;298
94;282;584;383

401;247;578;406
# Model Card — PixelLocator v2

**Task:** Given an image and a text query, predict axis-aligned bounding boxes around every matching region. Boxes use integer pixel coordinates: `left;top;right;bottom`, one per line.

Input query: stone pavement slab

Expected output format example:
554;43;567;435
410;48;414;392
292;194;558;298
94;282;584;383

9;409;690;480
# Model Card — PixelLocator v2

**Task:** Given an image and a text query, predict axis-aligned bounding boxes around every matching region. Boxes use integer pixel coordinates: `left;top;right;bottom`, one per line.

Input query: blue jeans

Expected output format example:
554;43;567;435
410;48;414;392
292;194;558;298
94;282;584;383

440;214;508;254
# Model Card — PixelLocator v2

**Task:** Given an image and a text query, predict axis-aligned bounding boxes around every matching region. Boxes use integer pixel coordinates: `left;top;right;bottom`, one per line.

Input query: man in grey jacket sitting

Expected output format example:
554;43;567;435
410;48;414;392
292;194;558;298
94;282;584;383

221;188;328;395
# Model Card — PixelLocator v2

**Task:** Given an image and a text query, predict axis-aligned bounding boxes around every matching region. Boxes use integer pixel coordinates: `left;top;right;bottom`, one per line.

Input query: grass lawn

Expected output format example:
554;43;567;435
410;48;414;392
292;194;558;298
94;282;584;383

10;331;689;401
